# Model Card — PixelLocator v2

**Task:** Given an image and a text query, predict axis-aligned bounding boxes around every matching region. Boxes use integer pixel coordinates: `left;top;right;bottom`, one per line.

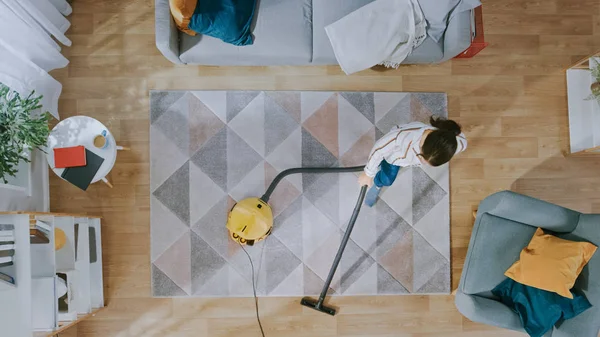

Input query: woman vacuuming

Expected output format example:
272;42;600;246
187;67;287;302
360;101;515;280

358;117;467;206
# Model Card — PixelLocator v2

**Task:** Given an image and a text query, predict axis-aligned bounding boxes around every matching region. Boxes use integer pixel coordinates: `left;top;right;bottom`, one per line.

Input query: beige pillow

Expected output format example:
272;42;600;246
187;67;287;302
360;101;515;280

169;0;198;36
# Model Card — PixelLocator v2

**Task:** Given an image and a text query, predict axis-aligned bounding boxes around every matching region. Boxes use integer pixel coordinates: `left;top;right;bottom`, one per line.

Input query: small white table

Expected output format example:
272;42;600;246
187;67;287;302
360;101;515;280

46;116;118;187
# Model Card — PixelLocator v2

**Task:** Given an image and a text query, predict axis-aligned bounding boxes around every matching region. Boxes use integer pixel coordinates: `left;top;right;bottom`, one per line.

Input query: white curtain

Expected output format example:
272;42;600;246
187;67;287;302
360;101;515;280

0;0;72;120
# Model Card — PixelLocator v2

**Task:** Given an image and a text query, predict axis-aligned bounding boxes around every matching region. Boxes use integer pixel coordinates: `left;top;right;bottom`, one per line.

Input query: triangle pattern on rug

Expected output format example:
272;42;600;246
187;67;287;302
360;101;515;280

189;161;225;226
416;261;450;293
265;93;300;156
304;264;336;296
412;230;448;292
153;161;190;226
412;93;448;118
190;126;227;192
266;128;302;191
195;264;229;296
229;92;265;156
376;94;412;134
378;229;414;292
191;90;226;123
191;196;233;259
153;231;191;295
380;167;413;226
412;167;447;225
264;162;301;218
150;124;189;192
304;229;341;291
227;127;262;192
228;160;265;202
341;92;375;124
413;194;450;261
150;91;185;124
343;261;377;295
266;91;301;123
272;196;303;261
303;93;339;157
374;92;408;123
339;235;376;293
188;94;225;156
303;172;339;225
338;94;373;158
151;195;189;261
153;92;190;155
377;264;409;294
269;263;303;296
191;230;227;295
265;235;302;293
410;94;434;124
302;197;339;261
374;198;411;259
340;127;375;167
300;91;333;123
228;265;254;297
152;264;187;297
301;128;337;190
226;91;260;122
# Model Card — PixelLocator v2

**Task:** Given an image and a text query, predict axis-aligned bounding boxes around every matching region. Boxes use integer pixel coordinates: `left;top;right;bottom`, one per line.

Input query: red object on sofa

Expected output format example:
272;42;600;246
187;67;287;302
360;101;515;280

454;5;488;58
54;146;87;168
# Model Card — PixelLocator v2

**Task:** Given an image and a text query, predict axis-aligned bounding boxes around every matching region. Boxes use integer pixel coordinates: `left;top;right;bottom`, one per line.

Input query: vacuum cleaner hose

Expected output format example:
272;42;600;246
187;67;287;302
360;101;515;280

260;165;365;203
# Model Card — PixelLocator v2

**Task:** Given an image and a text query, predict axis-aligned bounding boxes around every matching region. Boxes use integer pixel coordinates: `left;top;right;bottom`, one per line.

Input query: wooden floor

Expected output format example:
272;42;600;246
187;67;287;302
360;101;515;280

49;0;600;336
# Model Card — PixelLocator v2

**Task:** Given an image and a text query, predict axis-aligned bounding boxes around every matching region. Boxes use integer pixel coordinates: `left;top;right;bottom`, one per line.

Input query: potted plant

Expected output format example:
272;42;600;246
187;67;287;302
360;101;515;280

586;58;600;105
0;84;51;184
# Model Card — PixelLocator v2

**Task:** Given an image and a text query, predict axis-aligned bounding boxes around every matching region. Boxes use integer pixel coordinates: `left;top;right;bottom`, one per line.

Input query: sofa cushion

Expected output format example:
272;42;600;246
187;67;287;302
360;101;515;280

461;213;537;295
169;0;198;36
312;0;443;65
180;0;312;65
188;0;257;46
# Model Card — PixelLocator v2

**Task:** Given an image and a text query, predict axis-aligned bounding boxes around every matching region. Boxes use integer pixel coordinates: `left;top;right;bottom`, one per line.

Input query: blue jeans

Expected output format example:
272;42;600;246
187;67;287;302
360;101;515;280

374;160;401;188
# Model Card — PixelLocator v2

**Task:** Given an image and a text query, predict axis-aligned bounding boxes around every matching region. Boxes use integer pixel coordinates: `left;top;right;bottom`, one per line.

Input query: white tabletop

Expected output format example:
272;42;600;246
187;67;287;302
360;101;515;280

46;116;117;184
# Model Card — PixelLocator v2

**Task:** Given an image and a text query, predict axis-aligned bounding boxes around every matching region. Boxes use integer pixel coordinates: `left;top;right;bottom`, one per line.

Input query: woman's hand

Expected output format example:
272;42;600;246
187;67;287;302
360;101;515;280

358;172;374;188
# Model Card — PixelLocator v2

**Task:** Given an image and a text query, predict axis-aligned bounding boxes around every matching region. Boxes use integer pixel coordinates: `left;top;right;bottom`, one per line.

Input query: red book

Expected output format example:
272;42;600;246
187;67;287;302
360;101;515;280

54;146;87;168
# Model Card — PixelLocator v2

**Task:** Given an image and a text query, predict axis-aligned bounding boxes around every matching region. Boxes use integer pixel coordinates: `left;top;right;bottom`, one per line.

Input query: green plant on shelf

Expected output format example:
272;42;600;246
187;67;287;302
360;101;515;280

0;84;51;184
586;58;600;105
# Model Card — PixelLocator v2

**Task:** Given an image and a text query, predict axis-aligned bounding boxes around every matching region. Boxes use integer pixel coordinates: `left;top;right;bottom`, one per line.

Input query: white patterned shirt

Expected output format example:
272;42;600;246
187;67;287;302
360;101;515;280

364;122;467;177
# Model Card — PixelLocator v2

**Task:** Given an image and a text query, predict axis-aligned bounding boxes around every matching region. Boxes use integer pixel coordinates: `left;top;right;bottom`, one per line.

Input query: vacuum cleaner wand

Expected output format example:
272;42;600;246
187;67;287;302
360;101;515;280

300;184;368;316
261;166;365;203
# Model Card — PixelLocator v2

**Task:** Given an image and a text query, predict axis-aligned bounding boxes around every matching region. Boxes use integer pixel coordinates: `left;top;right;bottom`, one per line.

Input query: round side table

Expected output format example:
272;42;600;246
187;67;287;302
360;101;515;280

46;116;127;188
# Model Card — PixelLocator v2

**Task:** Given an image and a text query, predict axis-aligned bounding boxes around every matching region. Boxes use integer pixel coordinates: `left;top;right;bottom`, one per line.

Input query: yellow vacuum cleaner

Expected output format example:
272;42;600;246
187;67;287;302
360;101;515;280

226;165;368;317
226;166;364;246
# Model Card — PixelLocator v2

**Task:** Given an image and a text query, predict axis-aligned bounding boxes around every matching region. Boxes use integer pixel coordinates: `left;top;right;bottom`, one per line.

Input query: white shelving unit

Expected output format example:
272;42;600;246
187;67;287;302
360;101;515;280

567;52;600;155
0;212;105;337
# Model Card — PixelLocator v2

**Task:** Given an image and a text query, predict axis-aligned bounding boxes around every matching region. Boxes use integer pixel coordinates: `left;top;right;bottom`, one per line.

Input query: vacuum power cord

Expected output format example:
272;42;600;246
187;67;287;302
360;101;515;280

239;243;266;337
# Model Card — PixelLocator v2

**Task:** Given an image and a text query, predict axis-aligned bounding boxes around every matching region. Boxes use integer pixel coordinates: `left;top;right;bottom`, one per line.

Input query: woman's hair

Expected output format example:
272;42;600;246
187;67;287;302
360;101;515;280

421;117;462;167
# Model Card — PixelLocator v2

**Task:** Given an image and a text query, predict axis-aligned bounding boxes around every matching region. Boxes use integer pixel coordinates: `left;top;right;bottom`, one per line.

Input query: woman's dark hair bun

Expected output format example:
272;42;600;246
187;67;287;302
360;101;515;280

429;116;461;136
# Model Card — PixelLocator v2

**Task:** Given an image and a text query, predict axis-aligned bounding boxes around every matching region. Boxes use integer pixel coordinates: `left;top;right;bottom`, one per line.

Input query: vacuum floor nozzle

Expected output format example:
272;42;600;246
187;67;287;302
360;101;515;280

300;297;337;316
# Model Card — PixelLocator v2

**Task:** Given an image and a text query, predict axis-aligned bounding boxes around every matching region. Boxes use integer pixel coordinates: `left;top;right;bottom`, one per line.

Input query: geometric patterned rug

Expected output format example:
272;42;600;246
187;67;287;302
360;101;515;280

149;90;450;297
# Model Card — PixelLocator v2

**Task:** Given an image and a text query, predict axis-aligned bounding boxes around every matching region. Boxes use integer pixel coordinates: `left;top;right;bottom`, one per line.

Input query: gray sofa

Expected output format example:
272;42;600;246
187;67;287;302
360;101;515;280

456;191;600;337
155;0;473;65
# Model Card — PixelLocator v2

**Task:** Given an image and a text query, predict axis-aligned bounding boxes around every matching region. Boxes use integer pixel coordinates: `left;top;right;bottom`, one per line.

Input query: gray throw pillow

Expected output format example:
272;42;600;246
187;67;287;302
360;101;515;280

417;0;481;43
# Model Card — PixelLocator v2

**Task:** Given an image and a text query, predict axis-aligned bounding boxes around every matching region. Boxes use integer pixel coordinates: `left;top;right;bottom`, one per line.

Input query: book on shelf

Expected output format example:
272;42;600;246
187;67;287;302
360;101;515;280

36;220;52;235
0;271;14;284
0;256;13;267
0;235;14;243
0;249;14;258
0;244;14;250
30;229;50;244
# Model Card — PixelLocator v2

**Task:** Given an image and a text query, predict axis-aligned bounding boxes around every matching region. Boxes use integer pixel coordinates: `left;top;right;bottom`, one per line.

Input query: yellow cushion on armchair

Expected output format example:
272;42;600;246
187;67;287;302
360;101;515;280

505;227;597;299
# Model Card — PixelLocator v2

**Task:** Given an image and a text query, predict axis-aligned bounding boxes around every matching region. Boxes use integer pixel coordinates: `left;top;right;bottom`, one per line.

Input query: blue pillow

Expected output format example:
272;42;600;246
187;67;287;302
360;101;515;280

189;0;257;46
492;278;592;337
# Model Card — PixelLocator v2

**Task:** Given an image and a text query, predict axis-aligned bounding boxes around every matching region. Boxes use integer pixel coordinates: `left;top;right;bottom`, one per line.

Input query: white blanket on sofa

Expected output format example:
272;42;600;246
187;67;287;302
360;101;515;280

325;0;426;75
